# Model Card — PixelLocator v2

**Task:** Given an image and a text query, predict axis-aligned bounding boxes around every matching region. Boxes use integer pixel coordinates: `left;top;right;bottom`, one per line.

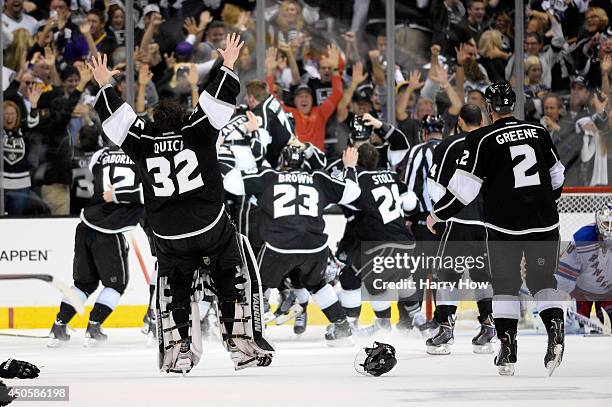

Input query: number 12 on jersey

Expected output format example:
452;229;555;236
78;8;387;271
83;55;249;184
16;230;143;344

103;166;136;191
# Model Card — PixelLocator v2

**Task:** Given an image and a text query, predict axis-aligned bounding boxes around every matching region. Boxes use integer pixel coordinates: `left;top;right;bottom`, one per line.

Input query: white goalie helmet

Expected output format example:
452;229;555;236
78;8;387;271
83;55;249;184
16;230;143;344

595;204;612;240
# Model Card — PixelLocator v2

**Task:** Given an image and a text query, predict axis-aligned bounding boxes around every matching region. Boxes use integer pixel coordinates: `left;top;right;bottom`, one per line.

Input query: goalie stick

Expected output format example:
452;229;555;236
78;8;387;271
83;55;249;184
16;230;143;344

567;307;612;336
0;274;85;315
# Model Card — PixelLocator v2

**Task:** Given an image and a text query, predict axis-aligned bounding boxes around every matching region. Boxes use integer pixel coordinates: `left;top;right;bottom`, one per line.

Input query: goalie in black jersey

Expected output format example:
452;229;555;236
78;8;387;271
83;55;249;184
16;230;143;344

224;145;361;345
88;34;274;374
425;104;495;355
48;143;145;347
428;82;566;376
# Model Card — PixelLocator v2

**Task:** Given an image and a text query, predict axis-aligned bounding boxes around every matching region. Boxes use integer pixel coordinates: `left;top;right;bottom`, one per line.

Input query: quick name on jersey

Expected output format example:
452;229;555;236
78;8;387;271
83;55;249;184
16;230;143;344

153;139;184;154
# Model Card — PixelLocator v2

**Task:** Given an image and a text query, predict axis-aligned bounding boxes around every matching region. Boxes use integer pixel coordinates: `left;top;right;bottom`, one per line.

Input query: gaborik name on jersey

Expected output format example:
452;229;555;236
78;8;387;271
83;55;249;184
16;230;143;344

495;127;538;144
101;154;135;166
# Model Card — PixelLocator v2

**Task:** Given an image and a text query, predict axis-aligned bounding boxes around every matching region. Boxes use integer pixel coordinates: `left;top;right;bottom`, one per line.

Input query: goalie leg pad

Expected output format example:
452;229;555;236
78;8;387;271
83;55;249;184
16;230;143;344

156;271;204;374
213;234;275;370
217;301;273;370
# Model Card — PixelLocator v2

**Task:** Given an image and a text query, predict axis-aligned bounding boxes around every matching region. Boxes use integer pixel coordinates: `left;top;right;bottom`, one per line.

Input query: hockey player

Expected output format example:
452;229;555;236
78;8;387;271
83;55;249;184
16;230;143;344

70;125;101;214
88;34;274;374
48;144;145;347
325;115;412;328
219;109;270;268
219;112;323;337
327;112;411;175
425;104;495;355
397;115;445;332
245;80;294;166
261;139;329;335
224;145;361;345
428;81;566;376
220;109;269;170
220;112;326;253
218;99;324;334
0;359;39;406
556;205;612;325
326;114;406;270
339;143;417;334
219;109;324;334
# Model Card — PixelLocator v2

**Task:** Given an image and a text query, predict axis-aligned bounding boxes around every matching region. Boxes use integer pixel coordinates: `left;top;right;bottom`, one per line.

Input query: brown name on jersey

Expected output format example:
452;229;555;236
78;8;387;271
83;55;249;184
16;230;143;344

278;173;314;184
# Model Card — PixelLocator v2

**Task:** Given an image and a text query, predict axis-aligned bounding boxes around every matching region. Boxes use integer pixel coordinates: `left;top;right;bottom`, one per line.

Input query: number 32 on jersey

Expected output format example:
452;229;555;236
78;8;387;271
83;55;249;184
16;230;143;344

146;149;203;197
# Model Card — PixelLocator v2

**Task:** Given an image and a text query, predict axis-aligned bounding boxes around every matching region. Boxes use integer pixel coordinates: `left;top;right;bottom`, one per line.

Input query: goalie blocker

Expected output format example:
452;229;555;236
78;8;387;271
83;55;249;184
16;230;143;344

157;233;274;374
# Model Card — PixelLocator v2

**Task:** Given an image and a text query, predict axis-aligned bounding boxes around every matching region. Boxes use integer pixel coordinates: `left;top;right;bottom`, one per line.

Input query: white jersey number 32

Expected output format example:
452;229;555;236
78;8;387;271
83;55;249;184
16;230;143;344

146;149;204;197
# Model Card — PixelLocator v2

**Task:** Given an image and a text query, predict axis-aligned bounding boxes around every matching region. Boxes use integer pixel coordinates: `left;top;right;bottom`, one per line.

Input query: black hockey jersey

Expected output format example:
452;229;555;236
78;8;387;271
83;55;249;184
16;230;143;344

220;113;267;169
376;122;412;172
345;168;416;242
428;132;484;224
301;143;327;171
70;147;96;214
94;65;240;239
432;117;565;234
324;156;363;243
250;95;293;166
224;167;361;252
333;115;412;171
218;144;237;175
81;146;144;233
